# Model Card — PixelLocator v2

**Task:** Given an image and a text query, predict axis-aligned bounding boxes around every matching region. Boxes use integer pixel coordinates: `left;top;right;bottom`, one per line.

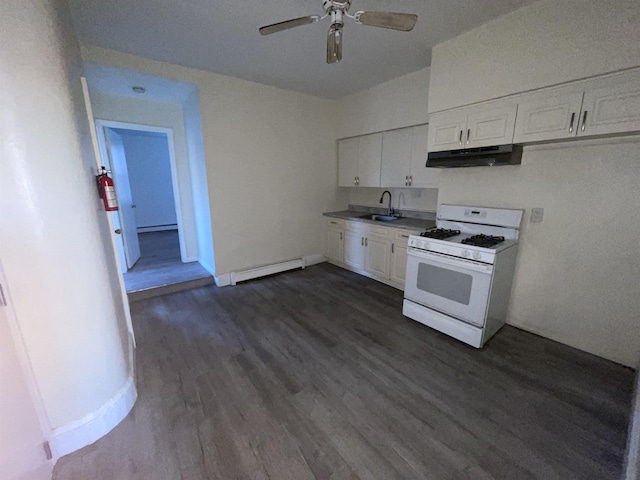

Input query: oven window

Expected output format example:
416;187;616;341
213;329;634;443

417;263;473;305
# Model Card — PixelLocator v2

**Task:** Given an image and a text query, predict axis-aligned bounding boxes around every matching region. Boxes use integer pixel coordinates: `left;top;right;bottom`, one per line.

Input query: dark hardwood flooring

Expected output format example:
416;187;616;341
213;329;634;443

123;230;211;292
54;263;635;479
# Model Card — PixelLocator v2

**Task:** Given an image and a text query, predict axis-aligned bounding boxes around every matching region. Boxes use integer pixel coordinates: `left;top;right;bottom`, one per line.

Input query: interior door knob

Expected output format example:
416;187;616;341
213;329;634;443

114;229;122;234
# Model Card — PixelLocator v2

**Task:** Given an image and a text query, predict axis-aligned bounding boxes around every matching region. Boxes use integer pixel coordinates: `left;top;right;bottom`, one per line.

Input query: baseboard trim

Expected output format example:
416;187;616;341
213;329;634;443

49;375;137;460
223;254;326;286
214;273;231;287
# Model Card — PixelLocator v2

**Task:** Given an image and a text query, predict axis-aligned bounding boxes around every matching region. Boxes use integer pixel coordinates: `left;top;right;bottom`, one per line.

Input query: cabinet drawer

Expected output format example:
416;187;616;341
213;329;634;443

367;224;392;239
326;218;344;229
345;220;367;232
394;229;414;243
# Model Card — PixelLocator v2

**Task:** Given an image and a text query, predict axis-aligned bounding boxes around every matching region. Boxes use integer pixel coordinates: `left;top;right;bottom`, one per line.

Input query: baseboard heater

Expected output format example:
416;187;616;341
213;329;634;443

230;258;306;285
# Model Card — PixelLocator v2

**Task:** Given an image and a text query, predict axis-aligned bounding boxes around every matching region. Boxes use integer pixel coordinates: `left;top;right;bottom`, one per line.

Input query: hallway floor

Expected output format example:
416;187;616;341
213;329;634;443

123;230;211;293
53;263;634;479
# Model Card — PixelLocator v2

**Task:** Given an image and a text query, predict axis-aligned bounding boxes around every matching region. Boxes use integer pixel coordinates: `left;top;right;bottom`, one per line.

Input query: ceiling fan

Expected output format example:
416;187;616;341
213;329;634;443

259;1;418;64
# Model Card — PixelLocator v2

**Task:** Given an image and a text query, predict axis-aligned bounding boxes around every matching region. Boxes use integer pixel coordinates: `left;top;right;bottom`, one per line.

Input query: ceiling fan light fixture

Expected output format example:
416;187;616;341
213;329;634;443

327;24;343;64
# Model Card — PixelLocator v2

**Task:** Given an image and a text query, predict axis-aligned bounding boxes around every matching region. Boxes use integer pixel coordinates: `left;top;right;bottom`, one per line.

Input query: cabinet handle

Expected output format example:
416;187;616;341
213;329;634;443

458;130;463;146
405;175;408;186
340;232;343;240
466;128;471;145
401;234;409;238
409;175;413;186
581;111;588;132
361;237;364;246
568;112;576;133
354;177;357;186
330;221;337;224
365;238;368;247
392;243;395;254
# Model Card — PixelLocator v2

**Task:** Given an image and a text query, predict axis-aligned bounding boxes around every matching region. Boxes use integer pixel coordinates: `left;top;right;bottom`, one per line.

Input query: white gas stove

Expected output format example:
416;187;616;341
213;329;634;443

403;204;524;348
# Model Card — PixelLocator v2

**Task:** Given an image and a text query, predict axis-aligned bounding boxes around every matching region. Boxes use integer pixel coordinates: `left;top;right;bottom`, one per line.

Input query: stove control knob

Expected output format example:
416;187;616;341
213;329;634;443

473;251;482;260
462;250;470;258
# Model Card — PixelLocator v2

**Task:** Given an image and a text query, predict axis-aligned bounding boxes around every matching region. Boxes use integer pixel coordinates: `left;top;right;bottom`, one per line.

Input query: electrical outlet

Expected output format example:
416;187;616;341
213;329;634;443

530;208;544;223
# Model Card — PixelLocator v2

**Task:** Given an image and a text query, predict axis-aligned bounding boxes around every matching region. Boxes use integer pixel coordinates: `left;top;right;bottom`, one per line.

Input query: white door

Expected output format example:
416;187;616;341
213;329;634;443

337;137;359;187
0;276;51;480
104;128;141;269
357;133;382;187
343;229;366;270
325;228;343;262
381;128;412;187
408;124;436;187
466;104;518;148
365;236;390;279
427;110;467;152
513;90;585;143
579;71;640;137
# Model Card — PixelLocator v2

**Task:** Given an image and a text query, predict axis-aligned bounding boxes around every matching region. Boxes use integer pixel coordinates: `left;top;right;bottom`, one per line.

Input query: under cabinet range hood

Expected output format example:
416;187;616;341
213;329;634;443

426;144;523;168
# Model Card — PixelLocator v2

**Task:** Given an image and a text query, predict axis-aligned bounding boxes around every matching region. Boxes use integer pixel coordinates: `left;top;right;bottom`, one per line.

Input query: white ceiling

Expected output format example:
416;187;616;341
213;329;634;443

68;0;536;99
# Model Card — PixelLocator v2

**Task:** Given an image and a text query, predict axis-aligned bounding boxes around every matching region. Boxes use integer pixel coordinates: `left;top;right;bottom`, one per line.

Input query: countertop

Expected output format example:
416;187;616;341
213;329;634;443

323;207;436;232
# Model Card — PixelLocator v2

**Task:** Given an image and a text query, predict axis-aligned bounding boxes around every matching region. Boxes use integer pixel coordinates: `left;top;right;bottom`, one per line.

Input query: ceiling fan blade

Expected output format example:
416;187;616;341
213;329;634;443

326;24;343;64
356;11;418;32
259;15;320;36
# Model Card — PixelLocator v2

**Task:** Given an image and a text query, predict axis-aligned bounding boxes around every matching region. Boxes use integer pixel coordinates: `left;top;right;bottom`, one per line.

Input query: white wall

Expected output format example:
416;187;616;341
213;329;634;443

90;92;199;260
436;138;640;367
118;130;178;231
0;0;130;440
429;0;640;112
337;67;438;213
82;46;342;276
182;90;215;274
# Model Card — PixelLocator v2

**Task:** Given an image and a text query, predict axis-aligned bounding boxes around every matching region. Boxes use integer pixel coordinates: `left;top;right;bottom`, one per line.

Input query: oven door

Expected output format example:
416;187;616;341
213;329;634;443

404;247;493;327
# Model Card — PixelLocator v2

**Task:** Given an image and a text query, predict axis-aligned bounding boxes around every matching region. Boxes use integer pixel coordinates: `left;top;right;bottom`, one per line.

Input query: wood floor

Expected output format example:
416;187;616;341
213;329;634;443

53;263;635;480
123;230;211;293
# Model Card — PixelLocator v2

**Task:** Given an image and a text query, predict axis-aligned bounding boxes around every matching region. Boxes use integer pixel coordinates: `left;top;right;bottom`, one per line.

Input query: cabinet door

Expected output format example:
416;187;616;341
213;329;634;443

427;111;467;152
343;230;366;270
357;133;382;187
338;137;359;187
381;128;412;187
389;230;411;286
408;124;437;187
579;72;640;137
466;104;518;148
325;228;343;262
513;91;584;143
365;236;390;279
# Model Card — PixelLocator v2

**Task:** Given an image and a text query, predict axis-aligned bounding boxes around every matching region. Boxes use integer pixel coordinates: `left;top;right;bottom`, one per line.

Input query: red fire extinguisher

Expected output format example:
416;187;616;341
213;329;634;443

96;166;119;211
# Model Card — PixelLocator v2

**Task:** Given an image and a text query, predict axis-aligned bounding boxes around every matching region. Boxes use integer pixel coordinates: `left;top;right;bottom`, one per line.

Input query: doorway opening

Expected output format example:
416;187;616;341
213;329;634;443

96;121;211;294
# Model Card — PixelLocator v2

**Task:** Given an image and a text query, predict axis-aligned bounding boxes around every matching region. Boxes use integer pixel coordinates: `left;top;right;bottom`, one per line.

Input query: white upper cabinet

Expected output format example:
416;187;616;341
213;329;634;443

428;103;517;152
357;133;383;187
513;68;640;144
381;128;412;187
337;133;382;187
513;87;585;143
578;70;640;137
337;137;359;187
380;124;433;188
427;111;467;152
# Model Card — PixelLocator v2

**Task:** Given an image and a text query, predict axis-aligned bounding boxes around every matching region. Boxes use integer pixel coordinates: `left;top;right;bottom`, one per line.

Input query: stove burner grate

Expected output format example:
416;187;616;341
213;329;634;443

461;234;505;248
420;228;461;240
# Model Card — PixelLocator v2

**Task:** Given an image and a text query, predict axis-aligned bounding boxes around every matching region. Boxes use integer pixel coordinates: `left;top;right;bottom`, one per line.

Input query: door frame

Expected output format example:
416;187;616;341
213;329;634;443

95;120;188;264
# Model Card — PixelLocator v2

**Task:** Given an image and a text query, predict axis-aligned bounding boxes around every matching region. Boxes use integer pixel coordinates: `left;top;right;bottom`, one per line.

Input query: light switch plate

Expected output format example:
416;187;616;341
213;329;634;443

530;208;544;223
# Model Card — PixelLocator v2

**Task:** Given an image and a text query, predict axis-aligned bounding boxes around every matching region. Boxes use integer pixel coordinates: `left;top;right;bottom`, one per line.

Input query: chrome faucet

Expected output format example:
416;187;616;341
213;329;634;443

379;190;393;216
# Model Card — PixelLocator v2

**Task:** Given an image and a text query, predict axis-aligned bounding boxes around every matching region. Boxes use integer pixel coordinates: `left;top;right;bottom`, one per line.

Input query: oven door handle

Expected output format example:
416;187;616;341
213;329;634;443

407;247;493;274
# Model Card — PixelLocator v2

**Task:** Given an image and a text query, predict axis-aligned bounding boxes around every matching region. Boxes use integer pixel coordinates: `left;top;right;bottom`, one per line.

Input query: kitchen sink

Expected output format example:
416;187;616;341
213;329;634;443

357;214;400;222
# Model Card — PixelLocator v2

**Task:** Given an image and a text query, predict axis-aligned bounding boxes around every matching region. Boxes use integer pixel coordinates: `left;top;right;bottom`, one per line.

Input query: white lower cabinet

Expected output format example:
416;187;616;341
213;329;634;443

389;229;412;287
364;225;391;279
343;222;366;270
325;218;344;263
326;219;414;290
